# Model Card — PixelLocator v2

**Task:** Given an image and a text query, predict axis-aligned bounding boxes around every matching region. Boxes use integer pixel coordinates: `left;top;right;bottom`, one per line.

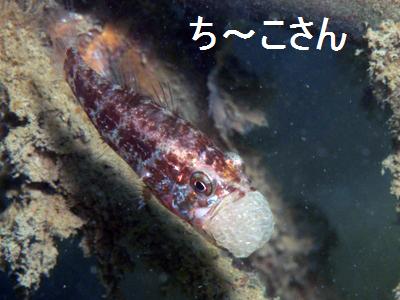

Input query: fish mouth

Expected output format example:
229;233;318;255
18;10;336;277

201;190;275;258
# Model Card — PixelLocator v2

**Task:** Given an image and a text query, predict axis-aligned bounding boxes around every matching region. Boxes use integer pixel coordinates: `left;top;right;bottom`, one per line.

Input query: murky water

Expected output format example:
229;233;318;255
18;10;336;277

229;25;400;299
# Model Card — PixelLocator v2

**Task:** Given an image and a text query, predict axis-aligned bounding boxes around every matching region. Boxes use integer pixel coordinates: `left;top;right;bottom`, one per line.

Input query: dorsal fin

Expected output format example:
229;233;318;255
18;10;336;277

56;14;180;116
76;24;180;115
81;27;180;113
151;81;178;115
75;24;137;92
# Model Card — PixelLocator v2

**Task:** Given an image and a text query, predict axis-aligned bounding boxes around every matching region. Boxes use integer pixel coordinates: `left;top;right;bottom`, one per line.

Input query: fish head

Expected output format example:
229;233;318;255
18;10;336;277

175;150;275;258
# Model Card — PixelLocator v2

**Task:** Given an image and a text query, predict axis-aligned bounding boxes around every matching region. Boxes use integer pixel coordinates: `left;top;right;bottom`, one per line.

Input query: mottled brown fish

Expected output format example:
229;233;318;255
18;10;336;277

62;23;274;258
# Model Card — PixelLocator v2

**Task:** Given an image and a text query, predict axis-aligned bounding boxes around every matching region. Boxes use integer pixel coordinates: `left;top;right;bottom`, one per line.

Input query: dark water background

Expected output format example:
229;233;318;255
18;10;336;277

229;24;400;299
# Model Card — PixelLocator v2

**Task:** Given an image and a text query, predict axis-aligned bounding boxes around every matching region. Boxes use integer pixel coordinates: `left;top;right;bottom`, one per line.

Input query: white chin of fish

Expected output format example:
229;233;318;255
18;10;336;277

203;191;275;258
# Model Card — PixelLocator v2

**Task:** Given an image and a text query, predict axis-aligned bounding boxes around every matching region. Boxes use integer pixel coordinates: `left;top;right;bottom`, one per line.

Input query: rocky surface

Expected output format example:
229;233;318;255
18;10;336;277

366;21;400;200
366;18;400;300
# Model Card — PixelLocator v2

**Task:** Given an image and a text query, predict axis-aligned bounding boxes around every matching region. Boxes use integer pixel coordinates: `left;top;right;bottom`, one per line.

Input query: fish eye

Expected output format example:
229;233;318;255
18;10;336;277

190;171;213;196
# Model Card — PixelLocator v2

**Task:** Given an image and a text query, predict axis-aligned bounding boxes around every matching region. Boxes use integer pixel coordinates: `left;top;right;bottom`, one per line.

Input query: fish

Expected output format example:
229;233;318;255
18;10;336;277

63;39;274;258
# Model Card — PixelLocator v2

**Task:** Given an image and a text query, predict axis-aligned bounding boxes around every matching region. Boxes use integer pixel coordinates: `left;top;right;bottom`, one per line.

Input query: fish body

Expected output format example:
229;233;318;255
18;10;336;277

64;47;274;257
